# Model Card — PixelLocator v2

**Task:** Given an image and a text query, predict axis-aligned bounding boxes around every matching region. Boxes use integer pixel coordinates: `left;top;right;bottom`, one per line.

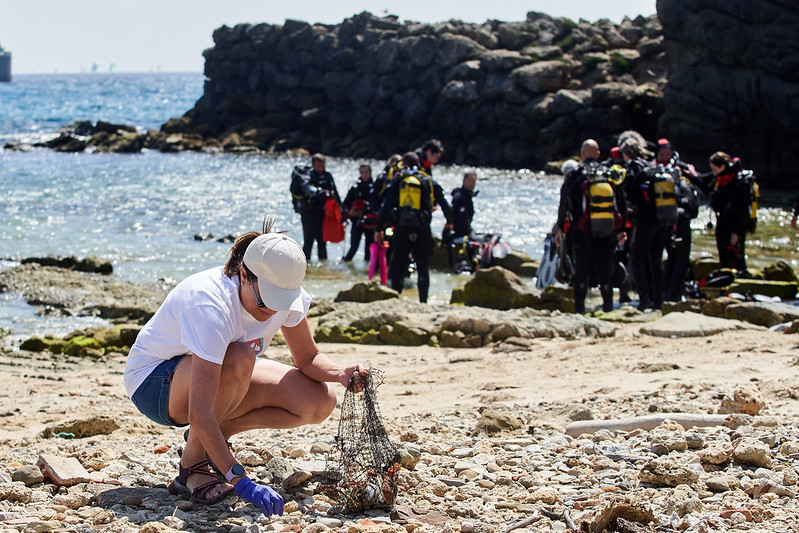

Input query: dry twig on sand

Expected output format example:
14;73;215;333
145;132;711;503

564;413;733;436
540;508;578;531
502;511;541;533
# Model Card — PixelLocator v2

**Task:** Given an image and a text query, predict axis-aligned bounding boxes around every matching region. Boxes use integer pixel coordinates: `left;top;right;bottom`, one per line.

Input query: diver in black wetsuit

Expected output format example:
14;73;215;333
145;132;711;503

556;139;626;314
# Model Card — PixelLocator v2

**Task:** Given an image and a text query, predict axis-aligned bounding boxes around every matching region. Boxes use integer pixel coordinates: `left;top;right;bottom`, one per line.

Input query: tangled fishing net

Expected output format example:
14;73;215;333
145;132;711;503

322;369;400;513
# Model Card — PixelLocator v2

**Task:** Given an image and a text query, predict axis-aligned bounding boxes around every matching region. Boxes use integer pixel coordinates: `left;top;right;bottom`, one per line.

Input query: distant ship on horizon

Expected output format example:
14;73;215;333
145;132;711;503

0;44;11;82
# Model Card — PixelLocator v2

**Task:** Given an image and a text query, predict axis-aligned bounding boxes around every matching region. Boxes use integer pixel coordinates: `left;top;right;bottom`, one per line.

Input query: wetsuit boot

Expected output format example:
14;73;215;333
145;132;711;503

600;284;613;312
574;283;588;314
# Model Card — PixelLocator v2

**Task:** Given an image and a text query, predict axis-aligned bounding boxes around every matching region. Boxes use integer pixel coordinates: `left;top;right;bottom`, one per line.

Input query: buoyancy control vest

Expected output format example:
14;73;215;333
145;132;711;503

289;165;314;213
641;165;678;226
674;173;699;220
396;171;429;227
578;163;624;237
653;168;678;226
738;169;759;233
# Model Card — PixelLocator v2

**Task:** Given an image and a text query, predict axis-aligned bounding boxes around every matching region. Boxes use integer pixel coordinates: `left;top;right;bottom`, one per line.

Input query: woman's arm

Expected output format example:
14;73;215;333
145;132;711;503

184;355;240;474
282;317;364;389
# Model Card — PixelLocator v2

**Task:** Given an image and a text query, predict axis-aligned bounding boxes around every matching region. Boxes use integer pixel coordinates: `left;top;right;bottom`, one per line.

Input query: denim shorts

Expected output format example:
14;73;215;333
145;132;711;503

130;355;188;427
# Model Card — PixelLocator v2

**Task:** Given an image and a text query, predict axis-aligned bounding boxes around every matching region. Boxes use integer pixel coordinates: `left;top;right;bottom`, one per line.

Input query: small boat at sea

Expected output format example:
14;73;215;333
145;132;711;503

0;44;11;83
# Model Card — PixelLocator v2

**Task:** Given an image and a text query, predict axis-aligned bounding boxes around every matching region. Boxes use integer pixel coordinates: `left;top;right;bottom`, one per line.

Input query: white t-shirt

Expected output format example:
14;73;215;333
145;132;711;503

123;266;311;398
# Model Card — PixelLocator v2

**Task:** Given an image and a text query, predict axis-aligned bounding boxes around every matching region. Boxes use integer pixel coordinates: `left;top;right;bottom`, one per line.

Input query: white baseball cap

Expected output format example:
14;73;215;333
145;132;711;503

242;233;306;312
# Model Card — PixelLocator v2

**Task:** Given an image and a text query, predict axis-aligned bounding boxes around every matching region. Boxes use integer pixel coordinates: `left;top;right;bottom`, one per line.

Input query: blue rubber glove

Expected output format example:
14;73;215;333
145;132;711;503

234;477;284;516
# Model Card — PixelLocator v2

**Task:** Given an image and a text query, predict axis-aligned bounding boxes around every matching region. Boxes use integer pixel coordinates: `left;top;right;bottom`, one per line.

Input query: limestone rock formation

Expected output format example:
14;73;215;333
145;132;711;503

171;11;665;168
658;0;799;184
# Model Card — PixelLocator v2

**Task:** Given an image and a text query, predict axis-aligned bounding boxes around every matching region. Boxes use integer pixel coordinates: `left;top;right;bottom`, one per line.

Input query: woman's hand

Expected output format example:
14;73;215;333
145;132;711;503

730;233;739;246
343;365;369;392
234;477;284;516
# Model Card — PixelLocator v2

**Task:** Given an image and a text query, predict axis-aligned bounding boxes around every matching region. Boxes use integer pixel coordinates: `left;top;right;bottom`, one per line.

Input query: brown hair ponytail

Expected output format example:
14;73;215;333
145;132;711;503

224;231;259;277
222;215;279;277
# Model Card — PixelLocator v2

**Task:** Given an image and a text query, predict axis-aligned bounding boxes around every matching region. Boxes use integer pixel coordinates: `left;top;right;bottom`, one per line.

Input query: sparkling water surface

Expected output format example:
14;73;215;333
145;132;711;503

1;73;797;345
0;73;203;143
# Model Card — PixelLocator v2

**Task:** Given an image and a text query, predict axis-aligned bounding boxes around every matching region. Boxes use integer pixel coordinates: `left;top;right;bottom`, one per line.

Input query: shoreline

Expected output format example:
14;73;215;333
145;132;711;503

2;254;799;353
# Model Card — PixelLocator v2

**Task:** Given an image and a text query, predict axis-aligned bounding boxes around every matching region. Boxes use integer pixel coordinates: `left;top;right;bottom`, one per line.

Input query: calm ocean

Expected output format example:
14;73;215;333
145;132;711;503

0;73;796;344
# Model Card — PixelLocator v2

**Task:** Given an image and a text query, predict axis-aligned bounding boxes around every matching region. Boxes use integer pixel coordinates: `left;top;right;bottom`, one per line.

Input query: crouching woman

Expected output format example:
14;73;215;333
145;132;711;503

123;216;366;515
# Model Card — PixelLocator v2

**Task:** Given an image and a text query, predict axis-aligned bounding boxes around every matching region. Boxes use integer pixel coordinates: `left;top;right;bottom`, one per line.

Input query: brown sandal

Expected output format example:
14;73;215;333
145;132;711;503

168;457;234;504
183;428;233;479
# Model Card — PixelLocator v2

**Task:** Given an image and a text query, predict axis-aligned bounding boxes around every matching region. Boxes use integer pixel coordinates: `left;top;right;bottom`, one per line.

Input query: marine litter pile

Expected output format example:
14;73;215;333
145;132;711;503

321;369;400;513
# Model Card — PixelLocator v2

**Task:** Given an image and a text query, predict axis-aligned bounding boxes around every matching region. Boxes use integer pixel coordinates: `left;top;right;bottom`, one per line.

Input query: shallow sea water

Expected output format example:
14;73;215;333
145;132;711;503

1;73;798;345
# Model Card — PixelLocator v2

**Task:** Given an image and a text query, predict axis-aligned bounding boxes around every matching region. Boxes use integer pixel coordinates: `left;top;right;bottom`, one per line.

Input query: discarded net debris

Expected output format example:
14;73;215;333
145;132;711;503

322;369;400;513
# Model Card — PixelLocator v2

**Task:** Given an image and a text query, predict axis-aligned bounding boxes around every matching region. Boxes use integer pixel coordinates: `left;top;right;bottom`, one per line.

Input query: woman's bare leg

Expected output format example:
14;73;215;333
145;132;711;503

219;358;337;436
167;343;256;497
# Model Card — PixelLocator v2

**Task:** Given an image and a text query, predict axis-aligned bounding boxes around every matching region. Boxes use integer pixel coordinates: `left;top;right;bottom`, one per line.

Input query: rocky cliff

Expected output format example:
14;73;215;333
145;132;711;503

166;11;665;169
658;0;799;184
163;1;798;184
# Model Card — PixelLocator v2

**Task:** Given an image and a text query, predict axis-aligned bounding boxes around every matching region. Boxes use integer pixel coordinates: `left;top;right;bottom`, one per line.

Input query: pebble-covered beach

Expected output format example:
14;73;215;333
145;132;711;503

2;313;799;532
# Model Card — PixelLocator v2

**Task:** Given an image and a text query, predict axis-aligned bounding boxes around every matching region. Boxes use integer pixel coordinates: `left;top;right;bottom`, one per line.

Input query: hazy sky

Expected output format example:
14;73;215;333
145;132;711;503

0;0;656;74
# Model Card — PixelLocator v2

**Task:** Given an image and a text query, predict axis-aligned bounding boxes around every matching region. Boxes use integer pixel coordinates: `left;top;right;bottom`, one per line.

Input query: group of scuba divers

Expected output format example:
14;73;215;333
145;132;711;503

289;139;486;303
290;131;761;312
553;130;760;314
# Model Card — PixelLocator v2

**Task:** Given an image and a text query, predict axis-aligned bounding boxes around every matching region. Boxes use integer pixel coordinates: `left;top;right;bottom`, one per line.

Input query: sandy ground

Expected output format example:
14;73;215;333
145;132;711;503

2;323;798;444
